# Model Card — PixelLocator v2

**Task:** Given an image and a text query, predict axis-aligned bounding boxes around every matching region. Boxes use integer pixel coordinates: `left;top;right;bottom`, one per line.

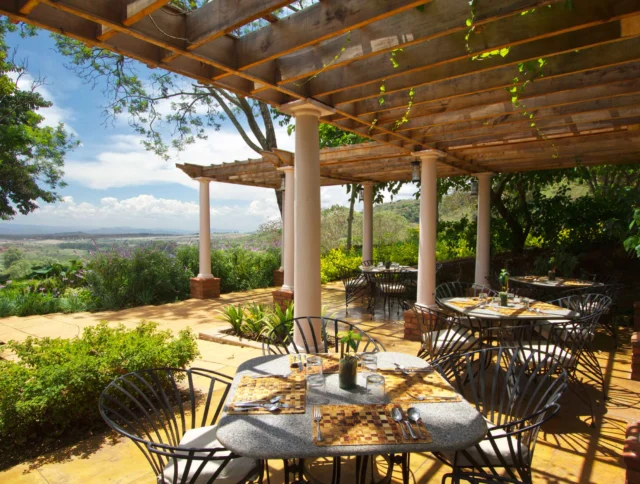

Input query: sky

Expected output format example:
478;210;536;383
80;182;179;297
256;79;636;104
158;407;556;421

0;29;417;233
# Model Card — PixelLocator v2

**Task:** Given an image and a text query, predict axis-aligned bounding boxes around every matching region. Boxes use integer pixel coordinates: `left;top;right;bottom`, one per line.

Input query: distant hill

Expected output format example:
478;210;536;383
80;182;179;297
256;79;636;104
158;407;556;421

0;224;232;237
375;199;420;223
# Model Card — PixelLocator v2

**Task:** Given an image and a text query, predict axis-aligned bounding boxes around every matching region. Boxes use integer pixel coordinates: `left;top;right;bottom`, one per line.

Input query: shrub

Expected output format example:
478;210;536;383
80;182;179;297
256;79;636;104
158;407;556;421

320;248;362;283
86;246;192;310
0;321;199;447
7;260;32;280
219;301;294;341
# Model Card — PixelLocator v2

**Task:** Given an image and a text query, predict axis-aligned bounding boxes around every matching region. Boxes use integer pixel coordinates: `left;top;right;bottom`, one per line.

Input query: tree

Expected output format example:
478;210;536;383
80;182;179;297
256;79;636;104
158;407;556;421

3;247;23;268
0;20;78;220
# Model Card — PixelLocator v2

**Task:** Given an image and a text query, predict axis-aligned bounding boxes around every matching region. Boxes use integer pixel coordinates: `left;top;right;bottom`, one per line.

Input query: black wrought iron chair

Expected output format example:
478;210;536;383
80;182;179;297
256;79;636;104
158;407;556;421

337;265;370;314
547;293;612;398
99;368;261;484
431;347;568;484
495;318;599;426
372;269;413;316
262;316;386;355
361;259;375;267
410;304;482;362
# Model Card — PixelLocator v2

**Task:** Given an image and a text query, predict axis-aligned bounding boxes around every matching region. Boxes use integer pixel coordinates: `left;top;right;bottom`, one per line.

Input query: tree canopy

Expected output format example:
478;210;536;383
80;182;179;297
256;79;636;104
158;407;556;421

0;20;78;220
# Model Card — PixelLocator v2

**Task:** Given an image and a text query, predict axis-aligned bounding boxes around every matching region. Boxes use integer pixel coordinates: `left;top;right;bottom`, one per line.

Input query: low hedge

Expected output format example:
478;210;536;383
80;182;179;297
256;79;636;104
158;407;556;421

0;321;199;454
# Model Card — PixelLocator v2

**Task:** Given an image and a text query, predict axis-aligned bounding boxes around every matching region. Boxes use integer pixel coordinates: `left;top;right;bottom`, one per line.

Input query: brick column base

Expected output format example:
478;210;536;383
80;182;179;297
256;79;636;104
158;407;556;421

632;332;640;381
625;421;640;484
273;288;294;312
403;309;422;341
190;277;220;299
273;269;284;288
635;302;640;332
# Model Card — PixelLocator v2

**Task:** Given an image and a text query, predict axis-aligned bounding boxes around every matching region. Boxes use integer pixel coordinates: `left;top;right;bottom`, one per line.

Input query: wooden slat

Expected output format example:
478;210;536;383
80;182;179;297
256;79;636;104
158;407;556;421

123;0;172;26
273;0;562;85
235;0;430;71
18;0;39;14
305;1;640;98
187;0;291;49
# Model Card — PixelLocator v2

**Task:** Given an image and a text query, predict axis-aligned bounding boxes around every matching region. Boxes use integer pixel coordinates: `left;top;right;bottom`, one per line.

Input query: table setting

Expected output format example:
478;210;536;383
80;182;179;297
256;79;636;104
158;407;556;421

440;295;577;320
215;351;487;463
510;275;603;289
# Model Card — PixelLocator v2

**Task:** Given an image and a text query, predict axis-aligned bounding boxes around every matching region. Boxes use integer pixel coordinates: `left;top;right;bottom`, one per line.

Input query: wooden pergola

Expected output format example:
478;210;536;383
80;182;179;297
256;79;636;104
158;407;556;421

6;0;640;346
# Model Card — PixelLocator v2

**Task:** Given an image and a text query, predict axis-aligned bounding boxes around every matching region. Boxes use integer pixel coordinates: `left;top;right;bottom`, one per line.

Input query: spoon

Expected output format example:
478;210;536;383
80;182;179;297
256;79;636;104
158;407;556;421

391;408;409;440
235;402;287;412
407;407;426;439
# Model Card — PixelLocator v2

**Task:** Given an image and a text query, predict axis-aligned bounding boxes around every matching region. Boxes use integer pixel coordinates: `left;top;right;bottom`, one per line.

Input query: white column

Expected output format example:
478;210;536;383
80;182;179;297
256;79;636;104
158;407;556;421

197;178;213;279
279;166;295;291
412;150;444;306
475;173;493;287
362;183;374;263
282;100;334;351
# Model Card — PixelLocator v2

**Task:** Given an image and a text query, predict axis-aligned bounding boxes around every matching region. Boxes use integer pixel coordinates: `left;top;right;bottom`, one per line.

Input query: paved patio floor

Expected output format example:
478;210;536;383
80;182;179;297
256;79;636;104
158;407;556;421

0;283;638;483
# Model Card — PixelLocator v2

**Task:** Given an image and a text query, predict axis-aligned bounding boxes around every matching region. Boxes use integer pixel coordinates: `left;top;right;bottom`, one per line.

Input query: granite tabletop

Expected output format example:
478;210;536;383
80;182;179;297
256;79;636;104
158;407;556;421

215;352;487;460
510;275;603;289
440;296;578;320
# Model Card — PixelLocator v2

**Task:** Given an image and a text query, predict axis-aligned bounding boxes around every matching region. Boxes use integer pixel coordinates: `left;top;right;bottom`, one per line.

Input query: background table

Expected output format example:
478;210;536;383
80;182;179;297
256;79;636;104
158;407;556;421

440;296;577;320
216;352;487;461
510;275;602;290
360;266;418;273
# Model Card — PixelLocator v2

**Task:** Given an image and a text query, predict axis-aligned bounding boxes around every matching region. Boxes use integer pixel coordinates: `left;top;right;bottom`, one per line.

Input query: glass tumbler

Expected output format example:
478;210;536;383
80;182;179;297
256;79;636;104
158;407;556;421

360;353;377;376
306;355;323;377
366;374;386;404
307;374;327;405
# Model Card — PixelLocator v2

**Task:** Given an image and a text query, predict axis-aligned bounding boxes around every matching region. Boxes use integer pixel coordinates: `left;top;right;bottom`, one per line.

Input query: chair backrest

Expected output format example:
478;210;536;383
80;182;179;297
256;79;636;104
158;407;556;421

372;269;413;293
99;368;235;482
361;259;375;267
433;347;567;473
412;305;480;362
262;317;386;355
496;318;596;375
435;281;497;304
548;293;612;324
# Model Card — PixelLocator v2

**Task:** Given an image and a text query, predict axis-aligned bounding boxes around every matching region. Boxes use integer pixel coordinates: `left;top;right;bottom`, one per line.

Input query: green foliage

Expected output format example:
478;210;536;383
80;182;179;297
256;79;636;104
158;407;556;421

7;259;32;280
219;301;294;341
533;249;578;277
320;248;362;284
624;208;640;258
0;321;199;445
498;269;509;291
85;246;191;310
3;247;23;268
0;19;78;220
338;330;362;359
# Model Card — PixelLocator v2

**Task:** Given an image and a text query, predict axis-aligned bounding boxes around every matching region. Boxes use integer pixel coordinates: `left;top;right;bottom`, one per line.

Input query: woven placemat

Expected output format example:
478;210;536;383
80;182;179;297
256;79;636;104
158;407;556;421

227;375;306;414
288;353;342;374
448;298;567;318
378;370;461;403
313;405;432;446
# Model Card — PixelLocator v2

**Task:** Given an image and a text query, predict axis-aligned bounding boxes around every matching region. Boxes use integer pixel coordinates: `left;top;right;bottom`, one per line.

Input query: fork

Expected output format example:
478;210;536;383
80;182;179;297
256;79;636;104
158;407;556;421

313;406;323;442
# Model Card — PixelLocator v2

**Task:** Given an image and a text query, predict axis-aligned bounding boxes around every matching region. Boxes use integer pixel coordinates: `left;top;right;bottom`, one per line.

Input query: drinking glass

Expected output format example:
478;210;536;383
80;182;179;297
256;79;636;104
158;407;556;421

479;292;487;302
307;374;328;404
366;374;386;404
360;353;377;375
306;355;323;377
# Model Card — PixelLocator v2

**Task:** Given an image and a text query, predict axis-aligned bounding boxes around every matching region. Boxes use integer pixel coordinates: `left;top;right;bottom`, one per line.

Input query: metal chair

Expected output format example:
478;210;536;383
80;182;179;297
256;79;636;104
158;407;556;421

411;304;482;362
99;368;261;484
372;269;413;316
262;316;386;355
432;347;568;484
361;259;375;267
547;294;612;398
495;318;600;427
337;265;370;314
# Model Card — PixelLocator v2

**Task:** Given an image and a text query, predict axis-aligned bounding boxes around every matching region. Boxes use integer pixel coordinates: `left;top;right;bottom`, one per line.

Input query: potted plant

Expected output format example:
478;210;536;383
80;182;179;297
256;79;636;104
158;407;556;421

338;330;362;390
498;269;510;307
548;256;556;281
384;261;392;269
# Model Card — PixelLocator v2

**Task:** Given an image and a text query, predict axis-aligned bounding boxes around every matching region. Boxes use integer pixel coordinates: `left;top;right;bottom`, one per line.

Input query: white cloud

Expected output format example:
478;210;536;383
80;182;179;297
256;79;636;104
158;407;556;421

247;197;280;220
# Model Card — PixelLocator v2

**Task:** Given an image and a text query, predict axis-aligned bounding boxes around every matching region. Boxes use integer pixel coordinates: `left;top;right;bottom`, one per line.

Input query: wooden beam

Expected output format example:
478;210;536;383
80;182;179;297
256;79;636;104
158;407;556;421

18;0;39;14
339;36;640;119
235;0;430;71
186;0;291;49
272;0;562;85
123;0;172;26
304;1;640;98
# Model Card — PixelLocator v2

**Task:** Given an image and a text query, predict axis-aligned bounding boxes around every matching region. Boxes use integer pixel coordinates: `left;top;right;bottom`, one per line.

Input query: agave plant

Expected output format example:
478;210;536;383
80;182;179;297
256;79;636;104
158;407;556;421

242;303;269;340
218;303;245;335
263;301;294;337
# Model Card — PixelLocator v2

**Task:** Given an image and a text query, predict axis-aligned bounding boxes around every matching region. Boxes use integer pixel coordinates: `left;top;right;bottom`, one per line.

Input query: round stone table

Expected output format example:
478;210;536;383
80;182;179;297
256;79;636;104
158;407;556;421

216;352;487;468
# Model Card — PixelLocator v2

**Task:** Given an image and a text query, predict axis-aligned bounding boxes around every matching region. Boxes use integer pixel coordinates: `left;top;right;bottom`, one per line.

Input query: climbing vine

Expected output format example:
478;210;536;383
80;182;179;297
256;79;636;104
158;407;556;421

294;31;351;86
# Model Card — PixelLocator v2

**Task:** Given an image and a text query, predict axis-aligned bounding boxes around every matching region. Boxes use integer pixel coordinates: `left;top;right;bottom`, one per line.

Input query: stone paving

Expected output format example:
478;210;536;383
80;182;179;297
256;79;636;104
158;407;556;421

0;283;637;483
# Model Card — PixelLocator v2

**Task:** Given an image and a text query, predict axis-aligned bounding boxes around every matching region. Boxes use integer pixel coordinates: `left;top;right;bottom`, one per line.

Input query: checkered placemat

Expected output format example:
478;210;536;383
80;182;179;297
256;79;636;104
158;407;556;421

378;370;461;403
227;375;306;414
313;405;432;446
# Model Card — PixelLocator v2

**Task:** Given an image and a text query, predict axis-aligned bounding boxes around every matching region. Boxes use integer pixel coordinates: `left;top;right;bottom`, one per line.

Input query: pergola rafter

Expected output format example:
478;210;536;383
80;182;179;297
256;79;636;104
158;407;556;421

3;0;640;174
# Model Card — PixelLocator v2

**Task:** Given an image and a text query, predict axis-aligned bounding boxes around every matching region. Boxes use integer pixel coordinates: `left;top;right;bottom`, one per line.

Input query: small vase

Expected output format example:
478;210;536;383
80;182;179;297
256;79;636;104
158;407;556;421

548;270;556;281
384;261;392;269
499;292;509;307
339;357;358;390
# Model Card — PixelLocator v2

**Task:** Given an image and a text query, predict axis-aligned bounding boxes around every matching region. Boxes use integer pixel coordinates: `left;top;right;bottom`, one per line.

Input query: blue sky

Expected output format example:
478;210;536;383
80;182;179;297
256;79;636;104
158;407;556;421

0;28;417;233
